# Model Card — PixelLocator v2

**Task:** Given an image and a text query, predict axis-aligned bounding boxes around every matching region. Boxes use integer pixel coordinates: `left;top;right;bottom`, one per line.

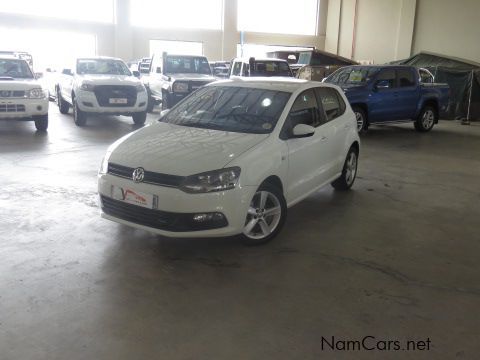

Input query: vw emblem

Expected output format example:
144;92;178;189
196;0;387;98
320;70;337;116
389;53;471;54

132;167;145;183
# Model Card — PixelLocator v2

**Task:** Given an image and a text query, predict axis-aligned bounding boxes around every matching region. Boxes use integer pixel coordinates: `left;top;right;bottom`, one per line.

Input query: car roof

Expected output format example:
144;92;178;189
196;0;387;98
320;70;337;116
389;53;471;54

77;56;123;61
0;55;20;60
232;57;289;63
207;77;332;93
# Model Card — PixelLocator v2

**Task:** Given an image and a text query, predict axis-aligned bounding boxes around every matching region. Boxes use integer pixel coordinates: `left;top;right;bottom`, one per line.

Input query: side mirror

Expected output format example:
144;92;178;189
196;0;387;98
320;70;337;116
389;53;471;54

375;79;390;90
132;70;140;78
156;66;162;74
159;109;170;118
34;72;43;79
292;124;315;138
62;69;73;76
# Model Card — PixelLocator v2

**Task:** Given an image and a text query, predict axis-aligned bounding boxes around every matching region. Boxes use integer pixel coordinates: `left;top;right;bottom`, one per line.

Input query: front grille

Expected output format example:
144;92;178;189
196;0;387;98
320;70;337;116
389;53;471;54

0;90;25;98
0;104;25;112
101;196;227;231
93;85;137;107
108;163;185;188
189;81;211;91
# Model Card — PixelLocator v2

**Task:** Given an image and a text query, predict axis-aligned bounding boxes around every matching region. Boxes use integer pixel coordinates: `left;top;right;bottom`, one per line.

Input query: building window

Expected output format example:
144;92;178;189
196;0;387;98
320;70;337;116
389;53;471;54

237;0;318;35
131;0;223;30
0;0;114;23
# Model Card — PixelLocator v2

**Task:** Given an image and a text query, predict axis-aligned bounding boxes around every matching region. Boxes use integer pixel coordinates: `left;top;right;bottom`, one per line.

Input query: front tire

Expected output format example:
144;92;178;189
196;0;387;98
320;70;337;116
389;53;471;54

57;88;70;114
132;111;147;125
240;183;287;246
34;114;48;131
415;105;437;132
73;97;87;126
352;106;367;133
146;88;155;113
331;147;358;191
161;91;170;110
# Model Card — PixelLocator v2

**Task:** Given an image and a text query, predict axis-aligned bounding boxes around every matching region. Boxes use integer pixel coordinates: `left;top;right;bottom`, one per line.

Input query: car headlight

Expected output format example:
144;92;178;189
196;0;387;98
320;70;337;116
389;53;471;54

180;167;241;193
99;156;109;175
80;83;95;91
173;81;189;93
27;88;47;99
136;84;146;93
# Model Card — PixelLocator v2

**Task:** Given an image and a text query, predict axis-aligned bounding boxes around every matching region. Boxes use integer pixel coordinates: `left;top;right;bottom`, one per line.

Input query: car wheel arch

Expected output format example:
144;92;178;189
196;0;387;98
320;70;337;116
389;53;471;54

260;175;284;194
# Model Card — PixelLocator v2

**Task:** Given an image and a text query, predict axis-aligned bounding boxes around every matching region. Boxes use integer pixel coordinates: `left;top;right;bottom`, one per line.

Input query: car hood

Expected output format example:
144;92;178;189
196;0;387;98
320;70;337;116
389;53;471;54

108;122;268;176
0;78;42;90
77;74;141;85
168;73;216;82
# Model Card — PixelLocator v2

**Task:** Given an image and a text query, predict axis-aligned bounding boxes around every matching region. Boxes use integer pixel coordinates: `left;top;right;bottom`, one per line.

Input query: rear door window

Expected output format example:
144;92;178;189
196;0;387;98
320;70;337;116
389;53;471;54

376;69;397;88
397;69;416;87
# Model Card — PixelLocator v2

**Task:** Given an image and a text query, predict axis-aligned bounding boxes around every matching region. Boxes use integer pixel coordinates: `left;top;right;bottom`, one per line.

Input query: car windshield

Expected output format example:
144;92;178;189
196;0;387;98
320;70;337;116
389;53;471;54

251;61;292;77
165;56;212;75
76;59;131;76
160;86;291;134
0;59;33;79
326;67;378;85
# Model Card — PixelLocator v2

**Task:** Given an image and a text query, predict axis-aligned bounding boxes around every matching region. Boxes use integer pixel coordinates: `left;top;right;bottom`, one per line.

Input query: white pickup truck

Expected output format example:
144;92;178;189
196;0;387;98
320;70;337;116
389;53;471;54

56;57;148;126
0;56;49;131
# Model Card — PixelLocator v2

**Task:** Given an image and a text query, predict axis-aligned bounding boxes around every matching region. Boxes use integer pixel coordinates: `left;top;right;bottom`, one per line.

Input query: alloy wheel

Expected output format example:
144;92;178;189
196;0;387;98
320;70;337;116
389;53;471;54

243;190;282;240
422;109;435;129
345;152;357;186
355;112;364;132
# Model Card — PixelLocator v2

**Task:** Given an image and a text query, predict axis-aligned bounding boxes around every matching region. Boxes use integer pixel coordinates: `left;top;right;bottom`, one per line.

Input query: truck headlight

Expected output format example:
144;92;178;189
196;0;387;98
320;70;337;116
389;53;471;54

99;156;109;175
173;82;188;93
27;88;47;99
180;167;241;193
80;83;95;92
136;84;146;93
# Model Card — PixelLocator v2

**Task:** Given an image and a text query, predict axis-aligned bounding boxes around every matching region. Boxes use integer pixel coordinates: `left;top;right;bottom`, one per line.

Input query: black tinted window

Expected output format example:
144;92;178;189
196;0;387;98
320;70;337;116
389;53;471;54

397;69;415;87
231;62;242;76
315;87;346;122
376;69;396;88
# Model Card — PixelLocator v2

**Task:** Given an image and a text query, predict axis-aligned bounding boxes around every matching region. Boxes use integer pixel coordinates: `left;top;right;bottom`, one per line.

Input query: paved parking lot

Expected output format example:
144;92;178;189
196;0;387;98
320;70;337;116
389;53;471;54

1;106;479;359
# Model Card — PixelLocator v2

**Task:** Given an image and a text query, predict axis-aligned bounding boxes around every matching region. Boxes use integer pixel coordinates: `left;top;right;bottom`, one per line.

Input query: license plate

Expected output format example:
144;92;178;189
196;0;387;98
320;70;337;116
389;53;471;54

111;186;155;209
109;98;127;104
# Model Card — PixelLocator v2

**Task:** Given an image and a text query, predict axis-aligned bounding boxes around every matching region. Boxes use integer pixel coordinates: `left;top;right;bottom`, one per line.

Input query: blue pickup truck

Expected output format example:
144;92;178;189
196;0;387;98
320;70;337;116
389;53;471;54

324;65;449;132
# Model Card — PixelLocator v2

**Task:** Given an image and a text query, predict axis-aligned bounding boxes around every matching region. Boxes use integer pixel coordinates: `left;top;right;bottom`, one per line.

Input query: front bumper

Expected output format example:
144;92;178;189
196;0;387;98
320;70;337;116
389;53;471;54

76;90;148;114
98;173;255;238
0;98;49;120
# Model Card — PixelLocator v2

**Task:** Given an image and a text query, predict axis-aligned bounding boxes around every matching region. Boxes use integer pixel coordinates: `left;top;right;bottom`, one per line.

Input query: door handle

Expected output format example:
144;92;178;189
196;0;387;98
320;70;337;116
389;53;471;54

321;136;328;141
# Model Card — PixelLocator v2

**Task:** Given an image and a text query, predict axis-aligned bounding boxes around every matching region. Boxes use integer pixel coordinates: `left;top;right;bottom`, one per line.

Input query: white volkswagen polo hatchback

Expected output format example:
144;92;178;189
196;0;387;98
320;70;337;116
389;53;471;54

98;78;360;245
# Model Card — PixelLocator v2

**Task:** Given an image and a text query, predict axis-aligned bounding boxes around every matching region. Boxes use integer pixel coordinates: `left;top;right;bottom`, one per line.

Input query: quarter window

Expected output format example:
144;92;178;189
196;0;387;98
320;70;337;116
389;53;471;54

315;87;346;122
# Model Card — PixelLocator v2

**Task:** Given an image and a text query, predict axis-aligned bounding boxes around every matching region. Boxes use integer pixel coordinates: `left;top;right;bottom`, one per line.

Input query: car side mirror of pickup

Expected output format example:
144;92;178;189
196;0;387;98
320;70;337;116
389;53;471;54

132;70;140;78
375;79;390;90
292;124;315;138
34;72;43;79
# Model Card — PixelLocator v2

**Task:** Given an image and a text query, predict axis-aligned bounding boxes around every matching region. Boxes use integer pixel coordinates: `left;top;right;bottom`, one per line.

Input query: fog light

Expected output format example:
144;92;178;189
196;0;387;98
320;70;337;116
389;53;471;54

37;105;42;111
193;213;224;222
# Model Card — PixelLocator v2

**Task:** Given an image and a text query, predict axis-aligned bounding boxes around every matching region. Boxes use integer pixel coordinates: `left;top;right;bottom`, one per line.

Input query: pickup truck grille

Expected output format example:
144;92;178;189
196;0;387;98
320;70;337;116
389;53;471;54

189;81;211;91
93;85;137;107
0;104;25;112
0;90;26;98
108;163;185;188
